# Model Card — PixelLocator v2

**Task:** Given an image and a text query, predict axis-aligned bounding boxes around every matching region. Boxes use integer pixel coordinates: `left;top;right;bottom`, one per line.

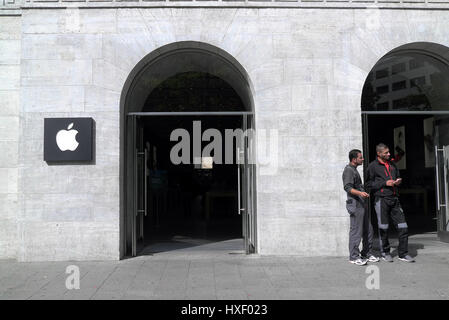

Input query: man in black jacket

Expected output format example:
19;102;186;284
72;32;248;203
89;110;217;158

365;143;415;262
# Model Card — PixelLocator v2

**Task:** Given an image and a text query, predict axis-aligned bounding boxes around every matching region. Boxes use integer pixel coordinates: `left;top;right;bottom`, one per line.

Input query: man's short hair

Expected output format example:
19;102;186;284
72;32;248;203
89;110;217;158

349;149;362;162
376;143;389;153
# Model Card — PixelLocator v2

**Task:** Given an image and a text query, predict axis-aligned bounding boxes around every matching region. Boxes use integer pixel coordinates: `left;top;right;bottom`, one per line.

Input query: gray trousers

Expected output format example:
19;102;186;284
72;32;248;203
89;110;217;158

347;199;374;260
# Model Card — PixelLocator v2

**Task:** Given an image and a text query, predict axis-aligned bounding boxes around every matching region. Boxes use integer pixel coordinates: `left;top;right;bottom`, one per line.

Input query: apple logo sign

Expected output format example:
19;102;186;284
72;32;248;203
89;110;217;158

44;118;93;162
56;123;79;151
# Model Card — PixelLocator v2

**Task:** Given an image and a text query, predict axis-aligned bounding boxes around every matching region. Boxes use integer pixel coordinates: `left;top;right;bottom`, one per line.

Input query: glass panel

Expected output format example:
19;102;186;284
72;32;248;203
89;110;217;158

443;146;449;233
362;53;449;111
143;72;245;112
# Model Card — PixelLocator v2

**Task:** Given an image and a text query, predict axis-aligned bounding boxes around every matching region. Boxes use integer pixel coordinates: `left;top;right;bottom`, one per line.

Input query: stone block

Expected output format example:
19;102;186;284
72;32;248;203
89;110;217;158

284;59;333;85
21;60;92;87
257;17;293;35
0;65;20;90
85;86;120;112
0;219;17;259
0;116;19;141
290;9;354;32
0;168;18;193
0;90;19;116
92;59;128;92
0;193;18;220
273;33;336;59
256;192;286;218
234;35;273;73
277;112;311;136
20;113;45;142
280;136;317;167
102;33;153;73
19;166;72;194
140;19;177;47
331;86;361;111
21;86;85;112
22;34;102;60
251;60;284;92
0;16;21;40
78;9;117;34
254;86;292;112
0;141;18;167
258;217;349;256
22;10;65;34
23;8;117;34
308;110;350;137
258;167;310;194
199;9;237;44
0;40;20;65
17;221;119;261
292;84;330;111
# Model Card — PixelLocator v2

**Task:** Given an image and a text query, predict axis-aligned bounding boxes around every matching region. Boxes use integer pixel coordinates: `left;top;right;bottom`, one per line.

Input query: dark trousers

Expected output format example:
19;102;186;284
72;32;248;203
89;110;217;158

347;199;374;260
374;196;409;258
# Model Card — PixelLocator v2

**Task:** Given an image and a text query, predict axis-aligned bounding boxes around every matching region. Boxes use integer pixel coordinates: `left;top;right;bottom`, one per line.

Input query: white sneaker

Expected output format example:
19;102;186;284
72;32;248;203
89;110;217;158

349;258;367;266
398;255;415;263
362;255;380;263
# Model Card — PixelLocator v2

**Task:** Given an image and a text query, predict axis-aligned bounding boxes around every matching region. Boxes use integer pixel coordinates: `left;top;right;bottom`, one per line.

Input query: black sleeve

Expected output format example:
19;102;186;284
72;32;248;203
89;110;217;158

365;163;386;192
393;163;401;179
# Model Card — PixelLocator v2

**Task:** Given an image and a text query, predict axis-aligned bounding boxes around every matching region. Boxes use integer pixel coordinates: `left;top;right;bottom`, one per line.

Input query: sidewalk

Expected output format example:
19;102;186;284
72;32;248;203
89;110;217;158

1;233;449;300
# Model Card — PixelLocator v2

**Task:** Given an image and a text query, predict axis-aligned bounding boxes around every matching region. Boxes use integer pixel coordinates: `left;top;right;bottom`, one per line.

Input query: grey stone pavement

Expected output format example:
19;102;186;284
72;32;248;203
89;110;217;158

1;232;449;300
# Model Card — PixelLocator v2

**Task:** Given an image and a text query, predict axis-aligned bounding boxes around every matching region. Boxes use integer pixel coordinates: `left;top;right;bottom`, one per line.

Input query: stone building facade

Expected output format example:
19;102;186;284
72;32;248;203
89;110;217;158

1;0;449;261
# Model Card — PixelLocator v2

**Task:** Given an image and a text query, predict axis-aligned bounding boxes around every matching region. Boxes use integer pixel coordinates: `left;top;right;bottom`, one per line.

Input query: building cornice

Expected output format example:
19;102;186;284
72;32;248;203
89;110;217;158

2;0;449;15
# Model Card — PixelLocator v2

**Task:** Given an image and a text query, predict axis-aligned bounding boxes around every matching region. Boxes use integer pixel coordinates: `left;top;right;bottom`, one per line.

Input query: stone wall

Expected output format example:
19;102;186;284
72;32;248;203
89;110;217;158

17;8;121;261
1;6;449;260
0;15;20;259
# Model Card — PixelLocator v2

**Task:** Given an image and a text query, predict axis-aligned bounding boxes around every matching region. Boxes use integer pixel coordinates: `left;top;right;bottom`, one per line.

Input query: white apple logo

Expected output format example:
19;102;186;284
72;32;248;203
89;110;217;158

56;123;79;151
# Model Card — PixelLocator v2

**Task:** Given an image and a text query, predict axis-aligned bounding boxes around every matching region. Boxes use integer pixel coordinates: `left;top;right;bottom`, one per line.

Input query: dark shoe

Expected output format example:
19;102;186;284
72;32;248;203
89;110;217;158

398;255;415;263
382;254;393;262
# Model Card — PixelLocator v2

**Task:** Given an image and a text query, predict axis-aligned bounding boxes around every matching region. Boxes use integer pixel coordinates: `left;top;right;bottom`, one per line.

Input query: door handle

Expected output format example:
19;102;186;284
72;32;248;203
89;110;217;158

144;148;148;216
237;147;241;215
435;146;445;210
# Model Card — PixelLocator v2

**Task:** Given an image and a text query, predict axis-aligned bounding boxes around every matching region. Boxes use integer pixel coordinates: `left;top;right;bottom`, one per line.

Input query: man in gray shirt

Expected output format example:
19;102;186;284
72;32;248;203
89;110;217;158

342;149;379;265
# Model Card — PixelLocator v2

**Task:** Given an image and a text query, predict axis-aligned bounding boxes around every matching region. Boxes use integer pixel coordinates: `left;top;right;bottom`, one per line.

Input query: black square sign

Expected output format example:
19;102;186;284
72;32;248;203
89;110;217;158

44;118;94;162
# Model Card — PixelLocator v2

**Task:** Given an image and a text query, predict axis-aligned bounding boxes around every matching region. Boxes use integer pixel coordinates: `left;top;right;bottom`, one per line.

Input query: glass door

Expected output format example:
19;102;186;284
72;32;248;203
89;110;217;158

435;144;449;242
127;115;148;257
238;114;257;254
134;118;148;256
435;114;449;243
439;145;449;241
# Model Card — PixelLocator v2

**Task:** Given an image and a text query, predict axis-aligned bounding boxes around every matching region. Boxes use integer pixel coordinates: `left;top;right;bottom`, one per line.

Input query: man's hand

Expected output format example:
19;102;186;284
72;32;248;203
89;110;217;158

386;180;395;187
394;178;402;186
359;191;370;198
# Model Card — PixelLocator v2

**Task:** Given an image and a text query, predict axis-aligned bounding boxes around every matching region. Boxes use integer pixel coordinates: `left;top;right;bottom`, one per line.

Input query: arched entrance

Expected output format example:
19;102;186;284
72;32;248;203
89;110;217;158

119;42;257;258
361;42;449;243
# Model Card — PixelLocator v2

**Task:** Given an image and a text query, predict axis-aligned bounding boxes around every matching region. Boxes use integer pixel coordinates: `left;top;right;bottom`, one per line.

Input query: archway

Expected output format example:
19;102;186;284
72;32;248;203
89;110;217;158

119;42;257;258
361;42;449;244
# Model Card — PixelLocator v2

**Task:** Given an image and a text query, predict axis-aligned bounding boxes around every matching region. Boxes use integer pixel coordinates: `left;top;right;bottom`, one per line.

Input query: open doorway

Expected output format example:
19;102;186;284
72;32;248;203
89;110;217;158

120;42;257;258
365;114;438;235
361;42;449;243
137;115;244;255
